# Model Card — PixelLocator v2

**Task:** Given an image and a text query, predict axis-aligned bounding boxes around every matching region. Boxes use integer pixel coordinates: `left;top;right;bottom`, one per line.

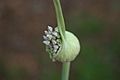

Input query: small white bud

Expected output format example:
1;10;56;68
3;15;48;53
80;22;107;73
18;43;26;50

43;36;47;40
53;45;59;50
52;31;58;36
48;26;53;32
52;39;57;44
46;34;53;40
44;31;48;35
43;41;50;45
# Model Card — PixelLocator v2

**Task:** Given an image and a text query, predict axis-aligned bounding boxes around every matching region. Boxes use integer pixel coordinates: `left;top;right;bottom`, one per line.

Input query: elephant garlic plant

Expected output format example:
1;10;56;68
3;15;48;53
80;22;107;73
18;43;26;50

43;0;80;80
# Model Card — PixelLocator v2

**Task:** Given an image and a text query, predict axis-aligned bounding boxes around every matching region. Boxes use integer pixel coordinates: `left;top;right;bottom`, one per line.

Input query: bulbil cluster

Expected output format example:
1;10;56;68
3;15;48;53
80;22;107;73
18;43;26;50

43;26;62;61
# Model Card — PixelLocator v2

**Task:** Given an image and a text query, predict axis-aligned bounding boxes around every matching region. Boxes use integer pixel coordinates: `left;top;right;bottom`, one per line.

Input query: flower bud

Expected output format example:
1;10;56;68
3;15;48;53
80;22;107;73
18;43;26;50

43;26;80;62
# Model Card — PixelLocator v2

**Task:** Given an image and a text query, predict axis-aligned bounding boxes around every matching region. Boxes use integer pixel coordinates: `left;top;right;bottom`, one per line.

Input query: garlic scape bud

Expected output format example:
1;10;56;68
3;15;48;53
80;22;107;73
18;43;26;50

43;26;80;62
43;0;80;62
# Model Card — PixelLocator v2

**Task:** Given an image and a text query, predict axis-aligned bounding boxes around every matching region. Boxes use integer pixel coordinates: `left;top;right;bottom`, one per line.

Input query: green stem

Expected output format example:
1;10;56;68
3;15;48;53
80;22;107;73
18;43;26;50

62;62;71;80
53;0;66;40
53;0;70;80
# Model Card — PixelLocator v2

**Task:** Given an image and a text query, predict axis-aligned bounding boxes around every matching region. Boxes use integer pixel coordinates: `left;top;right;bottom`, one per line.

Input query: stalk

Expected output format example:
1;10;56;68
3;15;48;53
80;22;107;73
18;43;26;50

61;62;70;80
53;0;71;80
53;0;66;40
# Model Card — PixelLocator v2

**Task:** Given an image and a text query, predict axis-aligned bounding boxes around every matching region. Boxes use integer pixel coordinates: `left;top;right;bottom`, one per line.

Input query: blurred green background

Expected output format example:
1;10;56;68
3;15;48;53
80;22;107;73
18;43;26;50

0;0;120;80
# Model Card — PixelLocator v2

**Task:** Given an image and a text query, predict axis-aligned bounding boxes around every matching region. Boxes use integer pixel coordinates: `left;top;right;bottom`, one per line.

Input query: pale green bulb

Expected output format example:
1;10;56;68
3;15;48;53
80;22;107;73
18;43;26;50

55;31;80;62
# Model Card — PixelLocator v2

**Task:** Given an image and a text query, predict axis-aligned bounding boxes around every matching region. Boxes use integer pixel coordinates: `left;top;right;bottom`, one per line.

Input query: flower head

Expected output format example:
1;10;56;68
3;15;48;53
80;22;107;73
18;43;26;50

43;26;80;62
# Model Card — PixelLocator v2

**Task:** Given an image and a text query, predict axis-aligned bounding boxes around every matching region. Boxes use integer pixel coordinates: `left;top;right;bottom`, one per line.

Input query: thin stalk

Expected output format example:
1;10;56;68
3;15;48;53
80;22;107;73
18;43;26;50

53;0;66;40
53;0;71;79
61;62;70;80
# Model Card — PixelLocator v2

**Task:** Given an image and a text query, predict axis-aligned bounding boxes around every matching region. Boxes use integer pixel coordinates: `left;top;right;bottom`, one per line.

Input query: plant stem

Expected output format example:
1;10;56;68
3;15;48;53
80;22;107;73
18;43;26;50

61;62;71;80
53;0;71;80
53;0;66;40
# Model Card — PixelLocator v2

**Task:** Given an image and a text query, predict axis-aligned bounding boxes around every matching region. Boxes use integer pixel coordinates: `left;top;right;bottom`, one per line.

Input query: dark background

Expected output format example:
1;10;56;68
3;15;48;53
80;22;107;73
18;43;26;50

0;0;120;80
